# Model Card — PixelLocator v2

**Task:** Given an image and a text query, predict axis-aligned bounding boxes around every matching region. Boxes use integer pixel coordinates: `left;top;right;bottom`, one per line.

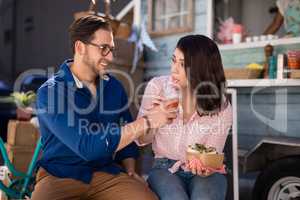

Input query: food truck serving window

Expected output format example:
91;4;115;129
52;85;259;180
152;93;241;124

212;0;300;44
148;0;194;36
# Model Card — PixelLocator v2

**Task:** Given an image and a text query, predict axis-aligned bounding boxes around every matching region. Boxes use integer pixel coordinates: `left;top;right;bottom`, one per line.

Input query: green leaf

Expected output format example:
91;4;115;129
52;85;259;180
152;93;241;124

10;91;36;108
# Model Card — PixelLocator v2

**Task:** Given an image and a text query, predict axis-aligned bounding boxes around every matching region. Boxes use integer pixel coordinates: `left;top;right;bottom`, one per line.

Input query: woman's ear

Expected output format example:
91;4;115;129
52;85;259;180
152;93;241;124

74;40;86;55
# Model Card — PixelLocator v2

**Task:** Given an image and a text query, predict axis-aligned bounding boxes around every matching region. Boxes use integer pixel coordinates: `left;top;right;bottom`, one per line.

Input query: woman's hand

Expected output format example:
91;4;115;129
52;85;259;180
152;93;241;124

186;158;215;177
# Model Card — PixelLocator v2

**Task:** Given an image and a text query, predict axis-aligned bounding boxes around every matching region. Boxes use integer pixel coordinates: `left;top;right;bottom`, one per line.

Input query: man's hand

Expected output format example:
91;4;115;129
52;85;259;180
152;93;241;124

145;98;178;129
122;158;148;186
127;170;148;186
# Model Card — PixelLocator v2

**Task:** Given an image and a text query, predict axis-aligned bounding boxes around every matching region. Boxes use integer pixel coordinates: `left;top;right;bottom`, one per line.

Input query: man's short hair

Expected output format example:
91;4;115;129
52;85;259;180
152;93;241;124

68;15;112;54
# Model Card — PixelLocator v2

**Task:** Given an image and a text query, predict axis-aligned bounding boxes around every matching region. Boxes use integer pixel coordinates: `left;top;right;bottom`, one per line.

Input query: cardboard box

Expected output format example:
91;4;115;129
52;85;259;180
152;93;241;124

6;144;35;174
186;150;224;169
7;120;39;147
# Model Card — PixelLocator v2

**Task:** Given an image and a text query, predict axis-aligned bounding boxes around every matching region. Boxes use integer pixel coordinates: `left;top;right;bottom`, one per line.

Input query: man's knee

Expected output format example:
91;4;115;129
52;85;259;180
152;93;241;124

118;175;158;200
31;173;87;200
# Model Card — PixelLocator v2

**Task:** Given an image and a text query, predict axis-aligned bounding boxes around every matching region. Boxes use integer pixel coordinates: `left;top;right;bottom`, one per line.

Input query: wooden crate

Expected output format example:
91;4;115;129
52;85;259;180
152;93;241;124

7;120;39;147
224;68;262;79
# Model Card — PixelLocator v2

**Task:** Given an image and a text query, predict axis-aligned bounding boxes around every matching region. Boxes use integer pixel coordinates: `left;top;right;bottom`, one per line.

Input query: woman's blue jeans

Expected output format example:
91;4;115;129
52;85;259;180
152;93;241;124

147;158;227;200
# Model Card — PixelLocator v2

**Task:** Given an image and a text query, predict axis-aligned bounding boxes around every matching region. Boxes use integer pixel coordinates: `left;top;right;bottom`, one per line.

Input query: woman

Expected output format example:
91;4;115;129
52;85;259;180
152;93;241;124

137;35;232;200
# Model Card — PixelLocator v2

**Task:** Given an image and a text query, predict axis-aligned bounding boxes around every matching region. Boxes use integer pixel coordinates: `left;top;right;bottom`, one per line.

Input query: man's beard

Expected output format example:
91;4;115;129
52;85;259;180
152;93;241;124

82;55;105;77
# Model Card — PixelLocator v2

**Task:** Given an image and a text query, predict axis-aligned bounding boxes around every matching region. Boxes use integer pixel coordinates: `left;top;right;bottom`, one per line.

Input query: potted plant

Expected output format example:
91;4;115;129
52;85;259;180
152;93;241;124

10;91;36;121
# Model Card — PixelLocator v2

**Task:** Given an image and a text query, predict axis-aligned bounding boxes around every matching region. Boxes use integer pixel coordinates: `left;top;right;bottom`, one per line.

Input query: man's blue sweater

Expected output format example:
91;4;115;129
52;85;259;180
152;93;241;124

36;60;138;183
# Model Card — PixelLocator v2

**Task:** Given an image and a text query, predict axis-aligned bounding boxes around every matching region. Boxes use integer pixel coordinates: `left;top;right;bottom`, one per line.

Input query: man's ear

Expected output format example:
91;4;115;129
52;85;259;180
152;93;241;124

74;40;86;55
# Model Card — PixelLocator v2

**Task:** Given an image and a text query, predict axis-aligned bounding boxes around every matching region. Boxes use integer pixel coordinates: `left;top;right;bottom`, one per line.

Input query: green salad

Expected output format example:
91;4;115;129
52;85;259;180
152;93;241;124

188;143;217;154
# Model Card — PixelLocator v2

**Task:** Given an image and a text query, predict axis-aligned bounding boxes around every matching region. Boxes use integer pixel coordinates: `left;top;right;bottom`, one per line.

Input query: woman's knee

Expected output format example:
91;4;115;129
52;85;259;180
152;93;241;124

189;173;227;200
190;173;227;188
147;169;189;200
159;192;189;200
147;169;172;188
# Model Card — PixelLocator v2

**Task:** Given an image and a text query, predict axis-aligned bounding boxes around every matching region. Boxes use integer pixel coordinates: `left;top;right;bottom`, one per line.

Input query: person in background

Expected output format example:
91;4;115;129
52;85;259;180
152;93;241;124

31;15;177;200
264;0;300;37
137;35;232;200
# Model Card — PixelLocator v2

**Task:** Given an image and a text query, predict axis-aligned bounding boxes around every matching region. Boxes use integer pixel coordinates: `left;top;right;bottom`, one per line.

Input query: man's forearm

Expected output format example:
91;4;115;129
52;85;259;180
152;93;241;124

264;12;284;34
116;117;147;151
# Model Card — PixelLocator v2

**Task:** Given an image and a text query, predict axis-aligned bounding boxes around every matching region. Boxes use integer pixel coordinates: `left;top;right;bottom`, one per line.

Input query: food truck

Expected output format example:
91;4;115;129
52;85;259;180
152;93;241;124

0;0;299;199
141;0;300;199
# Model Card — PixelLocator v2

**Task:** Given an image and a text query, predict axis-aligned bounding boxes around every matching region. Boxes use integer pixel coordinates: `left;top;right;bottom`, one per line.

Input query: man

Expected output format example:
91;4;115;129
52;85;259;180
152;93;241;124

31;15;176;200
264;0;300;37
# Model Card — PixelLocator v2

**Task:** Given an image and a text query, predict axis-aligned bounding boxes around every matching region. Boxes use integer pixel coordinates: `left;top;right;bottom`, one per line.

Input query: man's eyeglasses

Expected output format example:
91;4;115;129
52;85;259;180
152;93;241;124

86;42;115;57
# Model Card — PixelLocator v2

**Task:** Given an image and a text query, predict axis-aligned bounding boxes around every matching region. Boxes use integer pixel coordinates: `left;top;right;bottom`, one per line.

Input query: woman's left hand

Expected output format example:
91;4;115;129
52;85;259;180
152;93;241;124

186;158;215;177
